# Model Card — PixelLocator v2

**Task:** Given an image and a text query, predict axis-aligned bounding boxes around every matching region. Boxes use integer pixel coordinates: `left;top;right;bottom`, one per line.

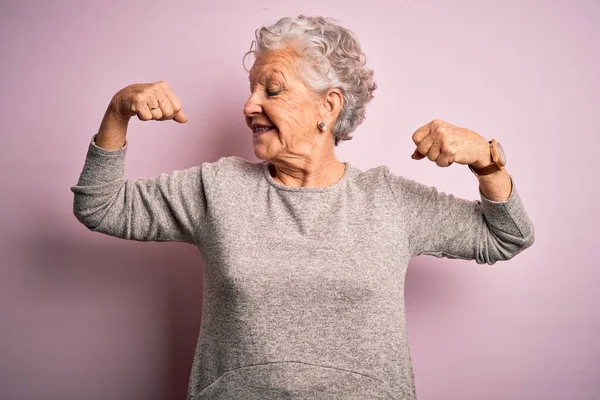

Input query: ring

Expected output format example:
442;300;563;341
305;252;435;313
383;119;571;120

150;106;160;110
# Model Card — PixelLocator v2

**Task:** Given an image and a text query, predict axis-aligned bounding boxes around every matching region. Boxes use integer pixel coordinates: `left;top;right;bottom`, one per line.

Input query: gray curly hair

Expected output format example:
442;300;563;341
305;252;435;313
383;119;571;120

243;15;377;146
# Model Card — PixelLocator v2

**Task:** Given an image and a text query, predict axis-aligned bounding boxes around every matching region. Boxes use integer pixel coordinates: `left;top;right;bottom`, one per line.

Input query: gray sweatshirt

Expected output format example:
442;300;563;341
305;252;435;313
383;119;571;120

71;134;535;400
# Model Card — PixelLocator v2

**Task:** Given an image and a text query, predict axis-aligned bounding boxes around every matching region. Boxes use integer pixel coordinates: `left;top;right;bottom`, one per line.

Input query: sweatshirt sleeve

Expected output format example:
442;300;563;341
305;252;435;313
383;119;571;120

384;168;535;265
70;133;224;244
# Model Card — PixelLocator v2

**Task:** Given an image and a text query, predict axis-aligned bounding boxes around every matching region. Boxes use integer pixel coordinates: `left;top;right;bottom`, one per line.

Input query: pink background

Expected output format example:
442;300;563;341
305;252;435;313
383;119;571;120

1;1;598;399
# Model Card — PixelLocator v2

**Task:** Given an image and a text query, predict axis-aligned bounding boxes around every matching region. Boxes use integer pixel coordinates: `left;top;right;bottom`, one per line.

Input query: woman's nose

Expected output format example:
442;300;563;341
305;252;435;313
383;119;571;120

243;92;262;117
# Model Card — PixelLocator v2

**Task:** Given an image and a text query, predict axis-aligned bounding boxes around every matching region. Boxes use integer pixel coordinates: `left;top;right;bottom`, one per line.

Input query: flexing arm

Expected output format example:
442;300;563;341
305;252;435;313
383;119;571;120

70;82;220;244
398;119;535;263
385;169;535;264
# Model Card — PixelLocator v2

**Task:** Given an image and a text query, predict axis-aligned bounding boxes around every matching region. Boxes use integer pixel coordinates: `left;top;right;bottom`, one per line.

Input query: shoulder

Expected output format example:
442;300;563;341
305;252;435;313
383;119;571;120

349;163;415;191
349;163;434;203
202;155;263;185
348;164;388;187
345;163;400;203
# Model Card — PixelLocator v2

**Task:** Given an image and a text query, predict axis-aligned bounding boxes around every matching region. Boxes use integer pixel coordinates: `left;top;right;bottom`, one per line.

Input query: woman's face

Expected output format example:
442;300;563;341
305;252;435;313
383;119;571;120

244;48;325;163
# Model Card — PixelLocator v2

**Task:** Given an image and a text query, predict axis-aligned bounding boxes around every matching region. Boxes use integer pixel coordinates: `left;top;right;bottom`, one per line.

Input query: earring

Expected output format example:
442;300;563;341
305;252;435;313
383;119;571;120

318;122;328;132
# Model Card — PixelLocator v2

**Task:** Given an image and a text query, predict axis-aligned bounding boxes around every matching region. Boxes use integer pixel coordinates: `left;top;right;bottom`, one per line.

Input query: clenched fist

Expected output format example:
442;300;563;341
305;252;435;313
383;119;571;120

111;81;188;123
411;119;490;169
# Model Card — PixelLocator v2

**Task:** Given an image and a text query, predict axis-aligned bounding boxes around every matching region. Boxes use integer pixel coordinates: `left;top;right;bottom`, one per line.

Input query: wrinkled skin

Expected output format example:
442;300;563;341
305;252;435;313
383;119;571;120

243;47;345;187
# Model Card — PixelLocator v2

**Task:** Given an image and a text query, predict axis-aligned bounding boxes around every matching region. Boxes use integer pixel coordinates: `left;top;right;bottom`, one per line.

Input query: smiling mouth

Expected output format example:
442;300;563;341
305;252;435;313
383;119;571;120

252;124;275;135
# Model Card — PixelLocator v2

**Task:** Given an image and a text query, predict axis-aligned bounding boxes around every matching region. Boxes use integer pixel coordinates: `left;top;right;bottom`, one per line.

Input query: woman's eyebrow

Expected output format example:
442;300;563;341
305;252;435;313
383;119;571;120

266;71;289;88
270;69;287;81
248;69;288;91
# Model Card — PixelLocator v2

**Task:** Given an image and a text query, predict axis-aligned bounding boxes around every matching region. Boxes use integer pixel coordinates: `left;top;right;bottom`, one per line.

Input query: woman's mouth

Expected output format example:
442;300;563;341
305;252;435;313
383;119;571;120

252;124;274;136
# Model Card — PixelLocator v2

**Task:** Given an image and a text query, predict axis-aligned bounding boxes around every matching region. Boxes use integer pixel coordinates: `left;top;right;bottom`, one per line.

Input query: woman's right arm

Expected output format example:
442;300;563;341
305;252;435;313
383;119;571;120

70;82;222;244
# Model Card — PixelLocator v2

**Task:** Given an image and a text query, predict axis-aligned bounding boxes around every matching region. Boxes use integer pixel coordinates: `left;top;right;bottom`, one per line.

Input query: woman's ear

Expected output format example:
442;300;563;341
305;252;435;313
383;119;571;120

322;88;343;123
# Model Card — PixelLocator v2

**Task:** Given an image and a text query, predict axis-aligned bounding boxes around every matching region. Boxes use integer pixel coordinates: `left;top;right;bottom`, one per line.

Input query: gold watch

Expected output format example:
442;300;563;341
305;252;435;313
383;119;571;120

468;139;506;177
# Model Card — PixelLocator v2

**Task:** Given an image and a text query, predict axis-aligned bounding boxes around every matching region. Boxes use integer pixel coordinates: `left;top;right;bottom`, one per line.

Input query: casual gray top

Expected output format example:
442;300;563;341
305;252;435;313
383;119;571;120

71;133;535;400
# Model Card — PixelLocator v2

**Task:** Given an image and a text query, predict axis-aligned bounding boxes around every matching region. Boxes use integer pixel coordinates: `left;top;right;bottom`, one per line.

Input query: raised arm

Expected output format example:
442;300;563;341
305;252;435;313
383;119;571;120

385;170;535;264
387;118;535;264
70;82;221;244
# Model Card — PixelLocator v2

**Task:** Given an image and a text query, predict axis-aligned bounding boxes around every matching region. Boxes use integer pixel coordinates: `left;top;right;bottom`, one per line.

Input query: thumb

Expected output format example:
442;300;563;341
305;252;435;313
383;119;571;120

411;148;425;160
173;109;188;123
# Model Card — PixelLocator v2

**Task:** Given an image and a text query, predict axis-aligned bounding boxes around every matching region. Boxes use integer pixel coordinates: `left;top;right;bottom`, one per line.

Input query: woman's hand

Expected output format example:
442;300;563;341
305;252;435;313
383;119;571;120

411;119;513;201
410;119;490;168
110;81;188;123
94;81;188;150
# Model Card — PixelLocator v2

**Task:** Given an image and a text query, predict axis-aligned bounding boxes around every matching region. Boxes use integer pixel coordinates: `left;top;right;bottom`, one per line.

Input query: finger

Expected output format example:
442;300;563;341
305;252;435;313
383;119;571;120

411;123;431;145
427;138;442;162
173;108;188;123
149;101;164;120
436;154;452;167
411;148;426;159
137;102;153;121
415;133;434;159
156;94;174;121
436;147;456;167
165;91;188;123
165;90;183;114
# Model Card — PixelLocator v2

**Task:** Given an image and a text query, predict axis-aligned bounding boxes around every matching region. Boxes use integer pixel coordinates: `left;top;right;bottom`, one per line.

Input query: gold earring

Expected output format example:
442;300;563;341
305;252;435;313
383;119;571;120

318;122;328;132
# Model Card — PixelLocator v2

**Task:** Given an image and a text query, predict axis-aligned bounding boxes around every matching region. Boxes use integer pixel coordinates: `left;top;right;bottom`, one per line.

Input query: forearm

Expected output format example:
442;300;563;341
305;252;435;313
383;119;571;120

477;168;512;201
470;139;513;202
95;102;130;150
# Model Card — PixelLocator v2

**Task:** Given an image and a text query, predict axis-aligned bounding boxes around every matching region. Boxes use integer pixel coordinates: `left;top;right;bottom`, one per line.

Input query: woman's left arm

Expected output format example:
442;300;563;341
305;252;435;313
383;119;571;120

393;119;536;264
385;169;535;264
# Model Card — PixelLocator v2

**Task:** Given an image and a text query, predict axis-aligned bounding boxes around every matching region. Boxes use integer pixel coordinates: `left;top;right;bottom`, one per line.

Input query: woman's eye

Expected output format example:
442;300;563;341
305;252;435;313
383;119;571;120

266;90;280;97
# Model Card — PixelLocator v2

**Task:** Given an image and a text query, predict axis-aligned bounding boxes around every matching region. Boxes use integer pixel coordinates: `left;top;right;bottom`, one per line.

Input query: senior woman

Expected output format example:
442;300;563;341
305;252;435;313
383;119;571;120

71;15;535;400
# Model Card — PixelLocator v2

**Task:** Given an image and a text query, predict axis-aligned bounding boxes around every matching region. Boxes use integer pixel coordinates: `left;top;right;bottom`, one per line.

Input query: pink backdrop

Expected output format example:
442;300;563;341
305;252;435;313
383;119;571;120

1;1;598;399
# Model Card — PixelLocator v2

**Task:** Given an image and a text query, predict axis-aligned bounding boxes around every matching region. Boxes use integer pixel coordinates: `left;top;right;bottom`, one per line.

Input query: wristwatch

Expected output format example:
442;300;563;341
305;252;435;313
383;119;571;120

468;139;506;177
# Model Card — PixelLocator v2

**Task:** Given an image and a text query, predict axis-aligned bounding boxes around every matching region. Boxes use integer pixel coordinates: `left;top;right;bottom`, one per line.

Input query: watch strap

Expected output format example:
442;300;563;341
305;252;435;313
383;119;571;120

468;163;502;176
468;139;504;177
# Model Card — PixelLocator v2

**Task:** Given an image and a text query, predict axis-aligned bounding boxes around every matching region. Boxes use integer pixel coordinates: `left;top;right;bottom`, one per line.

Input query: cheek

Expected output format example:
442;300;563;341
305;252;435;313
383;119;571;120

269;95;317;132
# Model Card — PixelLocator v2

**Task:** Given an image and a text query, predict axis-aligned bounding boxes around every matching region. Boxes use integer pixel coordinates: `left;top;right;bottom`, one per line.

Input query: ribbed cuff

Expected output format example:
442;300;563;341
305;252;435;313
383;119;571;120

89;133;128;156
75;133;128;185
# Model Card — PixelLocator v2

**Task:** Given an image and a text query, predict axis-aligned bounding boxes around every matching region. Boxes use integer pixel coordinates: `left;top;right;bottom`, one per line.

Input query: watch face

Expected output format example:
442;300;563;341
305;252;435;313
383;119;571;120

497;142;506;165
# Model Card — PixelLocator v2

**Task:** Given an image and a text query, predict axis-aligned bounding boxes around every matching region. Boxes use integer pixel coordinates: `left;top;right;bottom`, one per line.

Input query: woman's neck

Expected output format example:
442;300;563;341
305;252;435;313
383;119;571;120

268;157;346;188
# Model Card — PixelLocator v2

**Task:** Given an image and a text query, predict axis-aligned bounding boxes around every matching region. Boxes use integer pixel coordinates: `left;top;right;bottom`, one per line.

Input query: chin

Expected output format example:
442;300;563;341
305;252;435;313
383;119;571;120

252;143;271;161
252;135;280;162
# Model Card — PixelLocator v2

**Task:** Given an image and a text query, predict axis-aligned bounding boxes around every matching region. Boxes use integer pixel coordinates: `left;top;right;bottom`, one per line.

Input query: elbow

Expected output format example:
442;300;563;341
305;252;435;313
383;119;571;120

70;180;128;237
520;219;536;251
515;222;536;254
481;226;536;265
72;203;97;230
72;195;107;231
521;230;535;251
505;231;535;261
